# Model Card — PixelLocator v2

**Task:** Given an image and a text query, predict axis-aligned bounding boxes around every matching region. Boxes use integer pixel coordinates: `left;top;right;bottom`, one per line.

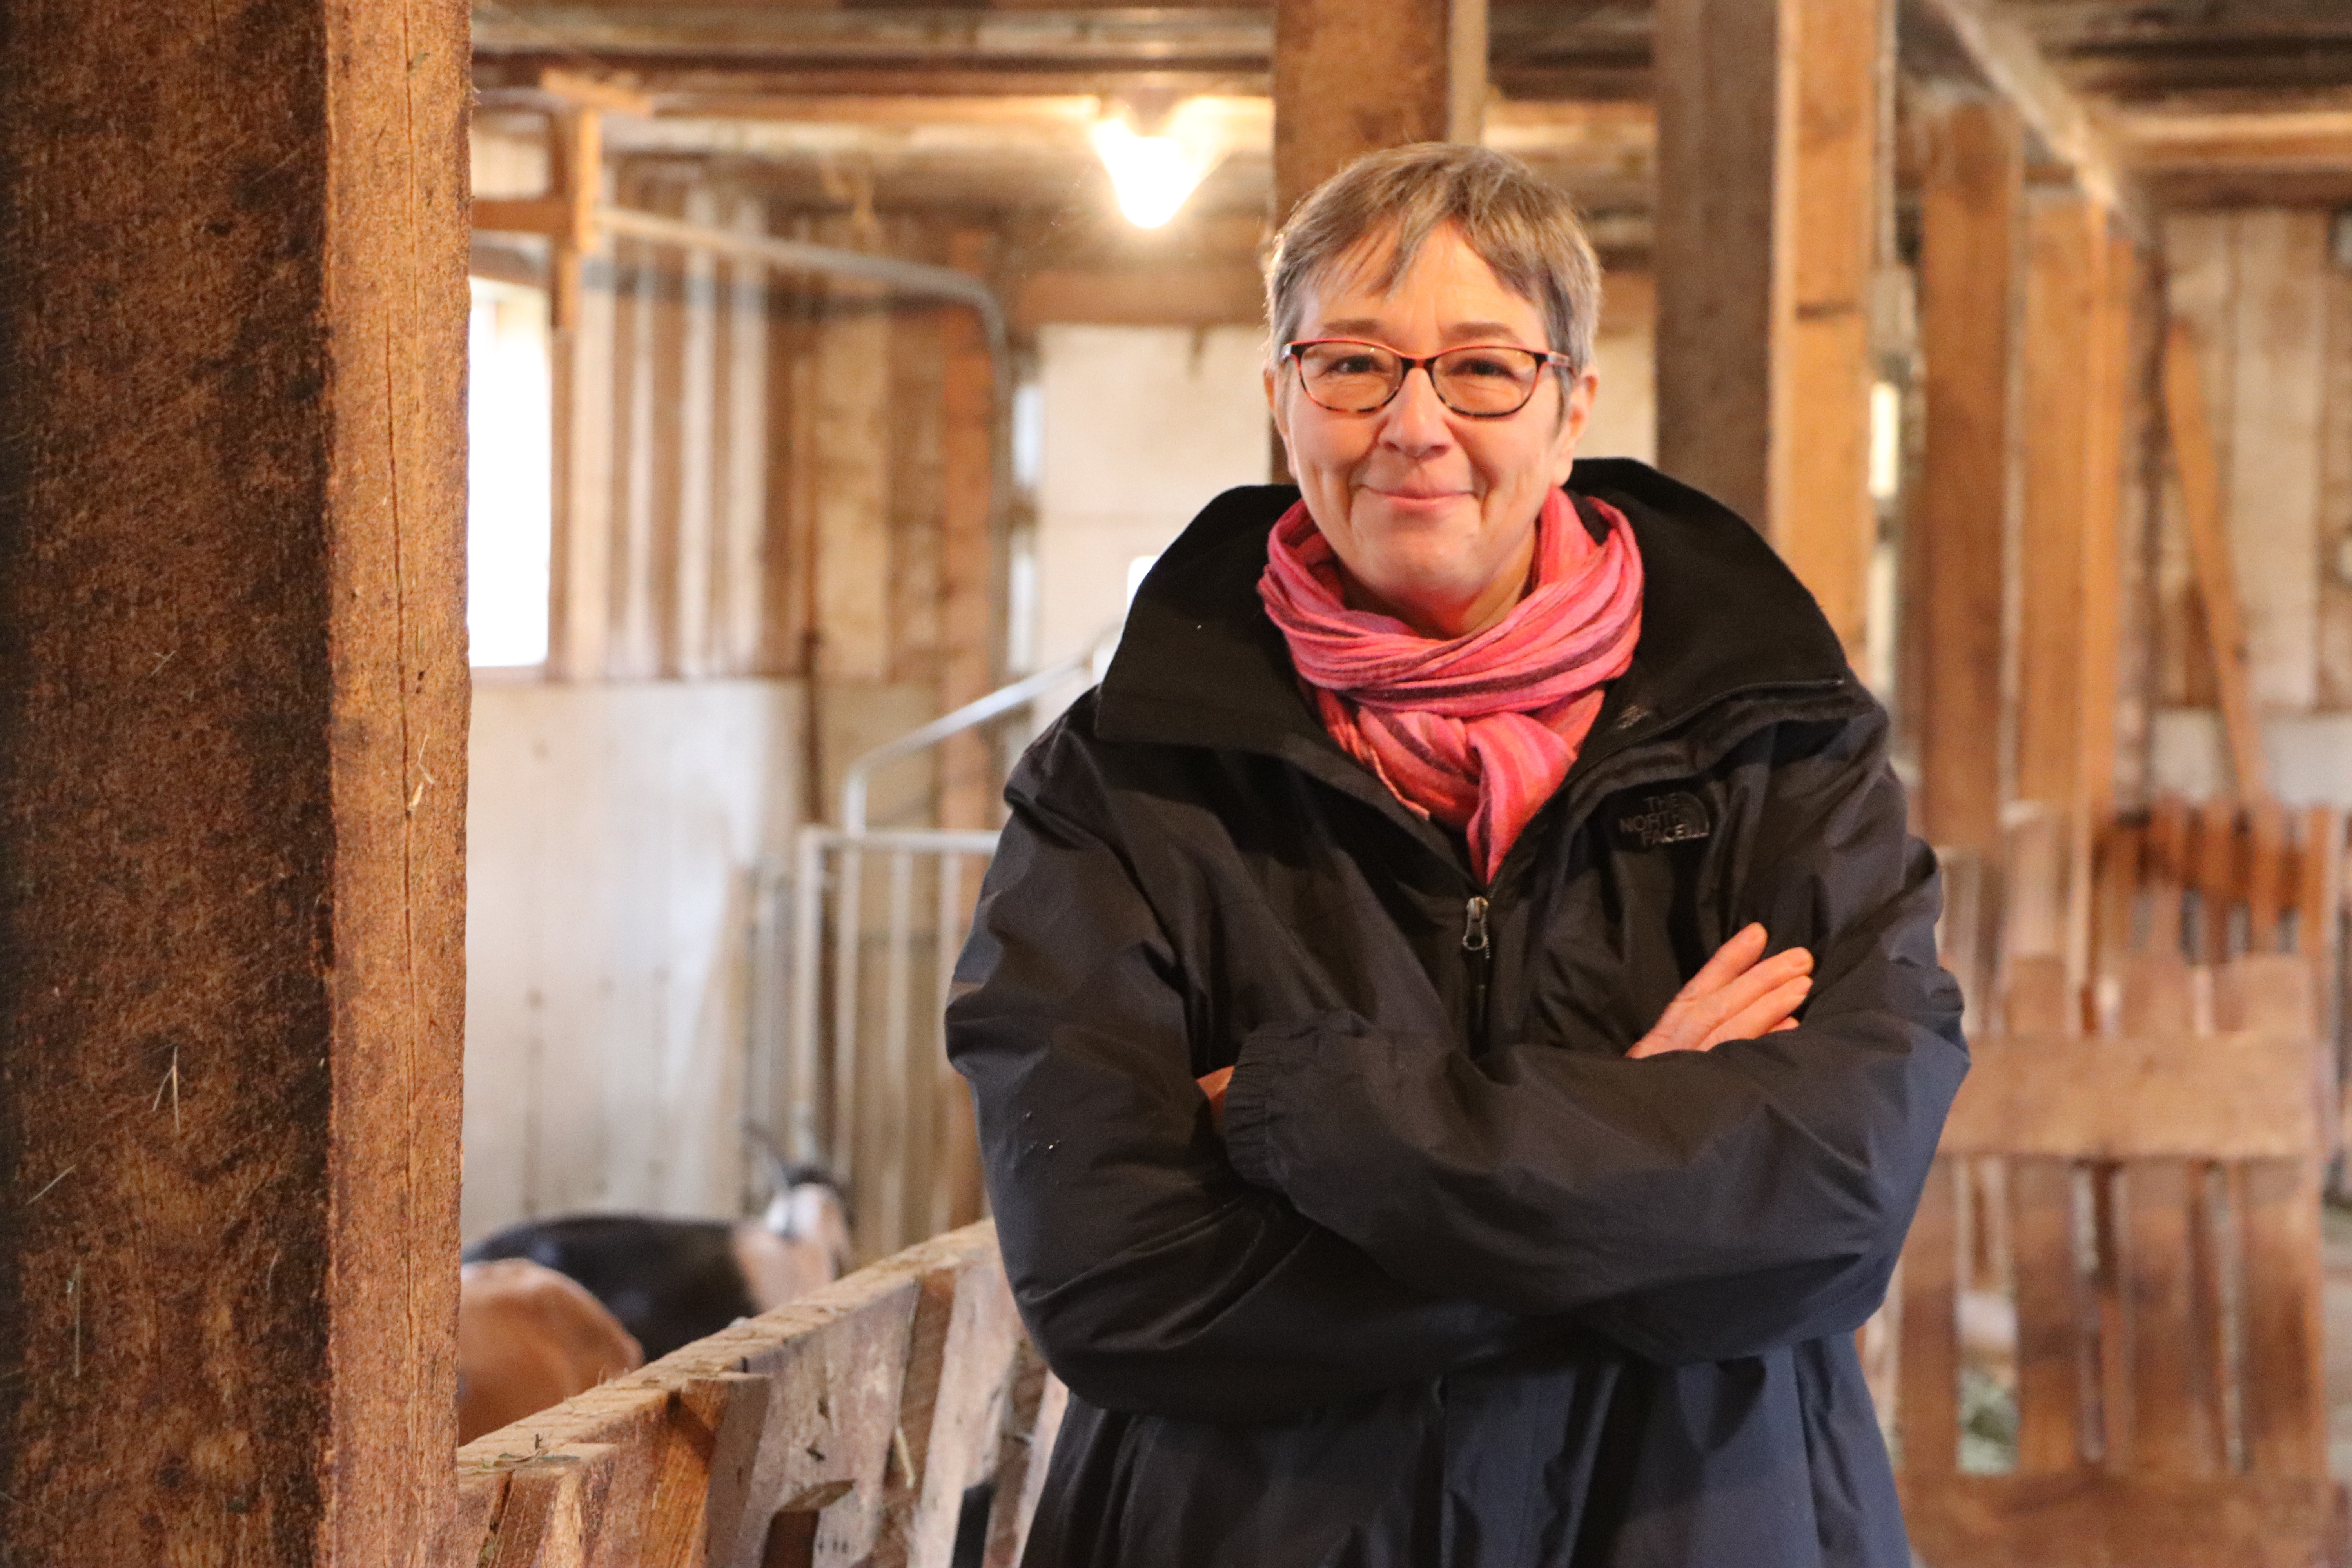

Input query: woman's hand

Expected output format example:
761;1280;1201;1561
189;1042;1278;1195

1198;1065;1234;1130
1627;922;1812;1059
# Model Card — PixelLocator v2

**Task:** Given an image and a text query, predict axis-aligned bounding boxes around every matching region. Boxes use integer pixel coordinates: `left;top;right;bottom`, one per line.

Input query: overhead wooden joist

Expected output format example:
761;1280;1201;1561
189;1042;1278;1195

470;1;1657;102
1902;0;2143;225
0;0;469;1561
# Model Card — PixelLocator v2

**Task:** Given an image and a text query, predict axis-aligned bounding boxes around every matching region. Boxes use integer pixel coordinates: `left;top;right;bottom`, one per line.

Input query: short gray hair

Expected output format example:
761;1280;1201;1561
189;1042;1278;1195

1265;143;1602;376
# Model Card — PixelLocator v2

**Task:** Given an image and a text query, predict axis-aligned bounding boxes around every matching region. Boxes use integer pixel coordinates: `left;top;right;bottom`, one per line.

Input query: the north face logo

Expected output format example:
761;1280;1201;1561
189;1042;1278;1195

1614;791;1711;849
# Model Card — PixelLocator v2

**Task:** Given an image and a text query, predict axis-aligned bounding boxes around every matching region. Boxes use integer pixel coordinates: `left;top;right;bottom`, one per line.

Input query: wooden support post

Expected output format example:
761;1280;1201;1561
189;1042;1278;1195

1272;0;1486;219
1654;0;1882;659
939;230;998;834
2163;319;2270;800
0;2;468;1562
1914;98;2025;853
2015;196;2132;817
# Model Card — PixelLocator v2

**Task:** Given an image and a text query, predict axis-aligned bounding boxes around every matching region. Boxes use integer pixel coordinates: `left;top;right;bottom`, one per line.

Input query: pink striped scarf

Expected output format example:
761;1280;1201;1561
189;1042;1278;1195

1258;489;1644;883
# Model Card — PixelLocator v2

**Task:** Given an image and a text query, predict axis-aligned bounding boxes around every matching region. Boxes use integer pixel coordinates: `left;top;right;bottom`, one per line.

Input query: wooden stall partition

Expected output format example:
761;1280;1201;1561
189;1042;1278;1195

1894;803;2347;1568
439;1221;1060;1568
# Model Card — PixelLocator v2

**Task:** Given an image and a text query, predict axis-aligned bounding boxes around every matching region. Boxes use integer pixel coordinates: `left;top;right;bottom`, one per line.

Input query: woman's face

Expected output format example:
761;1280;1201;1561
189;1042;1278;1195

1267;225;1597;639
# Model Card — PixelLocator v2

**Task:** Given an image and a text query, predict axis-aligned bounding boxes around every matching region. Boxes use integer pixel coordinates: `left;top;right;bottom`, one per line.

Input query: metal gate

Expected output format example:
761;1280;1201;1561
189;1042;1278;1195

750;632;1115;1257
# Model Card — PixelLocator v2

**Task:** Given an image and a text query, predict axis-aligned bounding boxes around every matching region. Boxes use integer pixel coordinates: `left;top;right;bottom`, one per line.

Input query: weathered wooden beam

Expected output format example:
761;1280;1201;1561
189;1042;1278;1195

1013;262;1267;330
1914;98;2025;855
1654;0;1882;659
0;1;469;1561
2161;319;2269;801
1272;0;1486;219
2120;108;2352;172
2013;194;2134;818
1906;0;2141;225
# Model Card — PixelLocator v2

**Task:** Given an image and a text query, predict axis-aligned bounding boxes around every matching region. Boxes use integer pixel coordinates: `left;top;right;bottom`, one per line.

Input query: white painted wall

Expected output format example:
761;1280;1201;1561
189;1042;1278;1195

1582;277;1657;464
463;678;804;1240
2150;706;2352;808
1029;325;1281;719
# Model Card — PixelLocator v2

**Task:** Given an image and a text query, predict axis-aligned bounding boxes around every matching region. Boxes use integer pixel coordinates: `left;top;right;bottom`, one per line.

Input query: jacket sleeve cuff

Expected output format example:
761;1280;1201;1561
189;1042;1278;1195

1222;1024;1309;1190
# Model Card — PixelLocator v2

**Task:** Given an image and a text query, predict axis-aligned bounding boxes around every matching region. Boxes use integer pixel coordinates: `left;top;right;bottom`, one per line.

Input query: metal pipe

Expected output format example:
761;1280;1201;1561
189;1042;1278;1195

841;622;1120;834
595;202;1013;571
787;828;828;1165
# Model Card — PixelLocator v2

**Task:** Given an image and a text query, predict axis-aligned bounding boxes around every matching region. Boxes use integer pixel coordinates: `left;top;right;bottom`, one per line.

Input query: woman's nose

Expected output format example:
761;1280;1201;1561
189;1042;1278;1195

1379;364;1454;454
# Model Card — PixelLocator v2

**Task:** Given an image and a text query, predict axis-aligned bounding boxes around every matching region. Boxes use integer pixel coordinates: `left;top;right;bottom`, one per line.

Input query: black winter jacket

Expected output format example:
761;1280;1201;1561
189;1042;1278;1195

946;459;1969;1568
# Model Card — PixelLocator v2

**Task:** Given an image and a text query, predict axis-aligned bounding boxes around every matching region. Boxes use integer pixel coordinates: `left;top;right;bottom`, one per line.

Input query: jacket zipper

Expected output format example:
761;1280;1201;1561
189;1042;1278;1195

1462;895;1492;1047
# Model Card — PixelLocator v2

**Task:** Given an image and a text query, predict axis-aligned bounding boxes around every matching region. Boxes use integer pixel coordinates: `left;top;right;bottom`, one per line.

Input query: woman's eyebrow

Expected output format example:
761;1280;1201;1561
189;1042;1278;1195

1442;321;1530;344
1309;318;1533;345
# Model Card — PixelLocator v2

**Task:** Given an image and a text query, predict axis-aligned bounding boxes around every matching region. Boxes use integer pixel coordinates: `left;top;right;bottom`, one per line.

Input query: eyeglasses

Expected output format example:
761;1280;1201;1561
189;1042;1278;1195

1281;338;1574;419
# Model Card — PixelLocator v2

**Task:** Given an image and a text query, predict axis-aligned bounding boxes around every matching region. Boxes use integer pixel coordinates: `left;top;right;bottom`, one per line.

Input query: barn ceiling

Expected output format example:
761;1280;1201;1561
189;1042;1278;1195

470;1;2352;221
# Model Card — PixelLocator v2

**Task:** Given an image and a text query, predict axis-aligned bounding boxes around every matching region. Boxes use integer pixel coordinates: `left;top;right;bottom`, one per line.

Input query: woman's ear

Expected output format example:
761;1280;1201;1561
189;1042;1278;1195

1265;364;1294;462
1550;368;1598;485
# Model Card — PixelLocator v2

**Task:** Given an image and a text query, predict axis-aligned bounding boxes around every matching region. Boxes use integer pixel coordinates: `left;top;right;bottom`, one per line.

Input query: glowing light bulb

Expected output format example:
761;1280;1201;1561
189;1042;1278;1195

1090;108;1222;229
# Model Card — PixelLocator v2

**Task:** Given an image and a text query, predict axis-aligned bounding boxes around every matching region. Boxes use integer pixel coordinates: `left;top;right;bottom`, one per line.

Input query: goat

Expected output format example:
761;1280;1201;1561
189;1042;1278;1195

456;1257;643;1444
462;1154;851;1363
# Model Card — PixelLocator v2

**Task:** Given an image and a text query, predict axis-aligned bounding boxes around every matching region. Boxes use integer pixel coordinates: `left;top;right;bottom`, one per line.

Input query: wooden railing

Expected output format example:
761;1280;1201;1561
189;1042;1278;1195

1892;797;2350;1567
438;1221;1065;1568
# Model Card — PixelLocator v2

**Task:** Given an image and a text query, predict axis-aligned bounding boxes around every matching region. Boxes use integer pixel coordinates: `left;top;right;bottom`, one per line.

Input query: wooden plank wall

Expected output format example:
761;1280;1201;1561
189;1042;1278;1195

547;163;998;812
2159;211;2352;723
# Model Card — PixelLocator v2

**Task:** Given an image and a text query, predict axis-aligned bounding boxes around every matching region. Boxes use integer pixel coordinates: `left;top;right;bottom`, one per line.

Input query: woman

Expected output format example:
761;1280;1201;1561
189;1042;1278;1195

947;143;1965;1568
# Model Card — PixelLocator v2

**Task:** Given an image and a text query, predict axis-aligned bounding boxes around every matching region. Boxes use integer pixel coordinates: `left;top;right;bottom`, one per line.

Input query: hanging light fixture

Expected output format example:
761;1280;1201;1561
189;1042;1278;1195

1090;100;1225;229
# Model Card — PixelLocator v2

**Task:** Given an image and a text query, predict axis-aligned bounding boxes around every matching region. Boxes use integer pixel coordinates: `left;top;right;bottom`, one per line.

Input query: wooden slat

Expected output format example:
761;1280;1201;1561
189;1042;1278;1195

2002;812;2073;975
2147;795;2192;958
2213;952;2320;1038
1940;1033;2319;1161
2189;800;2243;965
2091;818;2142;991
486;1445;619;1568
2295;806;2342;969
445;1470;513;1568
2245;797;2290;952
2118;1159;2221;1475
985;1356;1069;1568
1915;98;2024;855
1898;1158;1960;1476
2236;1160;2330;1480
1900;1472;2340;1568
2115;949;2193;1038
448;1225;1026;1568
2009;1157;2088;1474
2087;1165;2129;1470
2002;954;2075;1037
872;1246;1025;1568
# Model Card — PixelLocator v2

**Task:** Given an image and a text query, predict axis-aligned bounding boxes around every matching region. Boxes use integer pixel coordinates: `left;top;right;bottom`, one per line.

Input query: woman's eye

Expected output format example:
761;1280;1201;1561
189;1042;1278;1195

1329;353;1383;375
1452;354;1520;380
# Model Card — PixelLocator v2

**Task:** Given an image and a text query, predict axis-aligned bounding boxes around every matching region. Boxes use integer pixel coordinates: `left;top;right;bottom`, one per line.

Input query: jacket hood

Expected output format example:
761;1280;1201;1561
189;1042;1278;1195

1096;457;1865;778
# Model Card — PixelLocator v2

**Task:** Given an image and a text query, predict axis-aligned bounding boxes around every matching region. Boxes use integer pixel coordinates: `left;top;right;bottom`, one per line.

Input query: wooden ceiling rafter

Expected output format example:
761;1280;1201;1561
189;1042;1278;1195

1905;0;2143;224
